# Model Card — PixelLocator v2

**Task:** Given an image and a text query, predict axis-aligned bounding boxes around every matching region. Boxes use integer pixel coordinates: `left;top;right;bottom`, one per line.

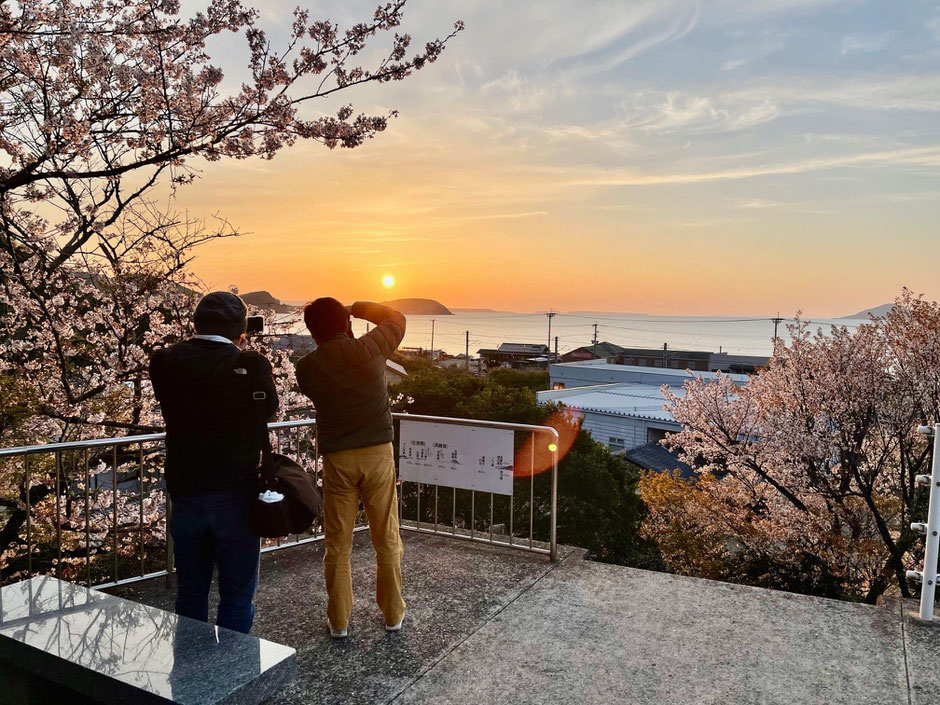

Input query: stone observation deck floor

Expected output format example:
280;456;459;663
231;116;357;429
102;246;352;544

113;532;940;705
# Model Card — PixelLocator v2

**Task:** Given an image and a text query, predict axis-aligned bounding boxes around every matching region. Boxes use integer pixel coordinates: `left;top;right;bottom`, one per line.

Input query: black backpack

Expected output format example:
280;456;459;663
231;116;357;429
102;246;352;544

246;356;322;538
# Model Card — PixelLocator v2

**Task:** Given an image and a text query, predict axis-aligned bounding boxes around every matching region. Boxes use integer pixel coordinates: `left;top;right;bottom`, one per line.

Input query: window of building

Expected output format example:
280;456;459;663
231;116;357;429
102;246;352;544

669;360;680;368
609;436;625;453
553;382;565;390
638;359;647;366
653;359;663;367
647;427;668;443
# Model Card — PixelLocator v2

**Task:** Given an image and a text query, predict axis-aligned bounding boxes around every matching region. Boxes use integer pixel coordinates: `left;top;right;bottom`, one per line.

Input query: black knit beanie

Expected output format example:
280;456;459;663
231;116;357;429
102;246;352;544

193;291;248;341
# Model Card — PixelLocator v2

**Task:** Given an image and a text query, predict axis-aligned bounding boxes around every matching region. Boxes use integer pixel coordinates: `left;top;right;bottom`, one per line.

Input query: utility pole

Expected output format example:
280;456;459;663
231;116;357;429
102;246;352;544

430;319;435;361
545;311;556;350
465;330;470;371
554;335;559;361
662;342;668;367
592;323;599;346
772;312;783;340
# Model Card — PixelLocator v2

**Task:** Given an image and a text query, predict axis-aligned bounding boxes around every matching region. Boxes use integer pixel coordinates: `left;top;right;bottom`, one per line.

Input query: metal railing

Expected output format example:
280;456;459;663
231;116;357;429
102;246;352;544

0;413;558;591
907;423;940;621
391;414;559;560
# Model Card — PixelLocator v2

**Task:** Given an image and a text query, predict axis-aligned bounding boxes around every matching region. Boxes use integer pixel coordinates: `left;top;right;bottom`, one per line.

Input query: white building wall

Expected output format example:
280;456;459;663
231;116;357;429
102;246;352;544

572;411;680;453
549;361;749;390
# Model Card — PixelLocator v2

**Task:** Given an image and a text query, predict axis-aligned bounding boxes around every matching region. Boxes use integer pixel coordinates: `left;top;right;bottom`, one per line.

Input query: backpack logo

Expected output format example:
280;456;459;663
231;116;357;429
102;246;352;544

234;367;248;375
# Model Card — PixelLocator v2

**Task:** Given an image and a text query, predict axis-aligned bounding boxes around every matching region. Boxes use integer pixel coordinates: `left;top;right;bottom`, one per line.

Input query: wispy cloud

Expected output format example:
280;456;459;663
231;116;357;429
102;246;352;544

565;146;940;186
624;92;781;134
929;11;940;40
733;198;788;209
462;210;549;221
721;58;750;71
841;33;890;54
549;1;700;73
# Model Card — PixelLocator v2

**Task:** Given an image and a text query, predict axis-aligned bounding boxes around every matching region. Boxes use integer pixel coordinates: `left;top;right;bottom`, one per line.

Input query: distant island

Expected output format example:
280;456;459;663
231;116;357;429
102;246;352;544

241;290;299;314
842;303;893;319
380;297;453;315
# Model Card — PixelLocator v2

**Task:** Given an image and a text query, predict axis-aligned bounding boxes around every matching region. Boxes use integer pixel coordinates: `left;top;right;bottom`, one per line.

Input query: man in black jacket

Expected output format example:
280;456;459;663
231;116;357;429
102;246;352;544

295;298;406;638
150;291;277;634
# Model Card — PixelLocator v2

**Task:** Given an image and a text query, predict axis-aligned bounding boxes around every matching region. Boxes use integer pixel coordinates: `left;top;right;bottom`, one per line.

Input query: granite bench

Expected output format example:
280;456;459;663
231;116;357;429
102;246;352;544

0;575;295;705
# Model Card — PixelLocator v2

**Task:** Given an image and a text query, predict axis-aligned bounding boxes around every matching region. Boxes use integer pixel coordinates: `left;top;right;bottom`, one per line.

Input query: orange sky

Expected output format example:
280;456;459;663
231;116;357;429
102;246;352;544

180;0;940;316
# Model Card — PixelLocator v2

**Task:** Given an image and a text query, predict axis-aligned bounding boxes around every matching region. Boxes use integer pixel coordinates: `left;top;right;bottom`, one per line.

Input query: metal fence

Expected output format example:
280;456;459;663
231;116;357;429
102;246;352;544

392;414;559;560
907;423;940;621
0;414;558;591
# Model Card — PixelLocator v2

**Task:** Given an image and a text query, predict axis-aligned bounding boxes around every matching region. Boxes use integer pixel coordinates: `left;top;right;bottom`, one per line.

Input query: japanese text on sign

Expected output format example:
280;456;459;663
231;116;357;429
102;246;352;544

399;421;514;495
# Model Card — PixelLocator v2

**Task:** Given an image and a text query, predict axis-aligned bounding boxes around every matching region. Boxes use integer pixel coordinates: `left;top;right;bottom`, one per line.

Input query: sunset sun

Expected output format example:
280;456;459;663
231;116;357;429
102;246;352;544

382;274;395;288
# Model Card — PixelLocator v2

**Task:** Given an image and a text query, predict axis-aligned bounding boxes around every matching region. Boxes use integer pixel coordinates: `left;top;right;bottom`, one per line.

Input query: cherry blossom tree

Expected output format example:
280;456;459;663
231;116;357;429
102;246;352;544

0;0;462;582
642;290;940;603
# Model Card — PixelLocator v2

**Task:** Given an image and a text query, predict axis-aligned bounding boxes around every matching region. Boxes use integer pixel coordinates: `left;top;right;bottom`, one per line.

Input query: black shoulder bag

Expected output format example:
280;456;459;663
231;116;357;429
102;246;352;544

246;356;323;538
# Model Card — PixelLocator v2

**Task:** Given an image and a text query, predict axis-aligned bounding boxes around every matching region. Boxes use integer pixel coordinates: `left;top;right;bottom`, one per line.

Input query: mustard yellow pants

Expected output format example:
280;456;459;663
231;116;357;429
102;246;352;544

322;442;405;630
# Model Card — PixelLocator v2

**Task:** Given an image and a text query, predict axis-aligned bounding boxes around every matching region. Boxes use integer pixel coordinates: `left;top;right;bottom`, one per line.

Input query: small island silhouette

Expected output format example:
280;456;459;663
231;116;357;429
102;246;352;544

380;298;453;315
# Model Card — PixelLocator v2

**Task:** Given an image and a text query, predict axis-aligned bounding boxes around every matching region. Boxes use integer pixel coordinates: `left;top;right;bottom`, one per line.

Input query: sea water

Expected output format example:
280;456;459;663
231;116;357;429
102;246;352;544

287;311;867;358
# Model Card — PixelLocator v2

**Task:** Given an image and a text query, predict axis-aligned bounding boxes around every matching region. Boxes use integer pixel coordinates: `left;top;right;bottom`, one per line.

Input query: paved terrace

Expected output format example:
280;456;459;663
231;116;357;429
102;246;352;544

113;532;939;705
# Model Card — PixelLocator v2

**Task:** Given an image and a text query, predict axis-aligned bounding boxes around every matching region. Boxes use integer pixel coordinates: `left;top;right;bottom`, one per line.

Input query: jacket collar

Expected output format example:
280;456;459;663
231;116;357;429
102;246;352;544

192;335;235;346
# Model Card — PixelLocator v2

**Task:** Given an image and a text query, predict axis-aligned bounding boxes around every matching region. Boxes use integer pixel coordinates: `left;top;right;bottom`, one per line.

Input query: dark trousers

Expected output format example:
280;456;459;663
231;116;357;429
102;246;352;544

169;490;260;634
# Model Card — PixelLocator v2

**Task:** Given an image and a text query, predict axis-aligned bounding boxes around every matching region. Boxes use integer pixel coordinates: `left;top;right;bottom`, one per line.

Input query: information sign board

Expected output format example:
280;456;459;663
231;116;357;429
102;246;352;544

398;420;514;495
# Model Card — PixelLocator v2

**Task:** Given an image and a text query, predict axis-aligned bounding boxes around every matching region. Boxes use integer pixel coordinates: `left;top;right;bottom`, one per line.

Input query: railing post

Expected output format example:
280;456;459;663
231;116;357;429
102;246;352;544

550;433;559;562
24;455;31;578
165;495;174;589
112;445;119;583
138;444;145;579
914;424;940;620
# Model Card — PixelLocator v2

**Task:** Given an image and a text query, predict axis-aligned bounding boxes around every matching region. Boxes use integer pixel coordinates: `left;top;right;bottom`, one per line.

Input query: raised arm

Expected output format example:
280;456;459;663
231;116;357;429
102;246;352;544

351;301;406;359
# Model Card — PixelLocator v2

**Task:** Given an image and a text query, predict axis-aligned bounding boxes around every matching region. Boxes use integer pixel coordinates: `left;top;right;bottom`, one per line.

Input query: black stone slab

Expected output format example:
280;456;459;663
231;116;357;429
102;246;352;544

0;576;295;705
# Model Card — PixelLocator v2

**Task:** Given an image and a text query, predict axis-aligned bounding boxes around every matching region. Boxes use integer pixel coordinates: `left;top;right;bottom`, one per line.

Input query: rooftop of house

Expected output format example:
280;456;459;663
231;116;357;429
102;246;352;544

555;358;750;376
477;343;552;355
563;341;629;358
625;439;695;477
111;531;940;705
550;360;752;386
537;382;680;421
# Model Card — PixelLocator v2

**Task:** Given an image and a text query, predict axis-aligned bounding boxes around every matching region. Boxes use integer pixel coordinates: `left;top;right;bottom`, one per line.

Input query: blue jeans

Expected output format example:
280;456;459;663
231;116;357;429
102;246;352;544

169;490;260;634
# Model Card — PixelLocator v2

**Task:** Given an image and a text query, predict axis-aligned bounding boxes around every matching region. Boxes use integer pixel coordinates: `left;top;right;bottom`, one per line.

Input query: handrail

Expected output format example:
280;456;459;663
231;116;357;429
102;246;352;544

0;413;559;457
0;412;561;590
0;433;168;457
392;413;560;438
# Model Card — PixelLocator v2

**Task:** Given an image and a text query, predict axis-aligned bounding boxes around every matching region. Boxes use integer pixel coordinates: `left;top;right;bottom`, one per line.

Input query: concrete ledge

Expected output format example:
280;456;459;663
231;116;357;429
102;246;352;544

899;598;940;705
400;558;909;705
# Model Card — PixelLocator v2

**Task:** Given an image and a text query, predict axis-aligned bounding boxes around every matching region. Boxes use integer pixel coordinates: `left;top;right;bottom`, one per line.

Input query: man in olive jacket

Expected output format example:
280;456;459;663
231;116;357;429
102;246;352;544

295;298;406;638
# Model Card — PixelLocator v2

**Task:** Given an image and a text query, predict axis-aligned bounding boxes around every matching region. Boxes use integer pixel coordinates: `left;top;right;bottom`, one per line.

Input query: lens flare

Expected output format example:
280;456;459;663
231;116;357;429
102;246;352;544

382;274;395;287
513;409;580;478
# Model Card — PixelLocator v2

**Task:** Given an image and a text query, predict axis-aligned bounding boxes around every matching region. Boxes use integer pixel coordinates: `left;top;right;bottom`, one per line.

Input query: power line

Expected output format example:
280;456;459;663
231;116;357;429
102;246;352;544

558;313;862;327
559;313;771;324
